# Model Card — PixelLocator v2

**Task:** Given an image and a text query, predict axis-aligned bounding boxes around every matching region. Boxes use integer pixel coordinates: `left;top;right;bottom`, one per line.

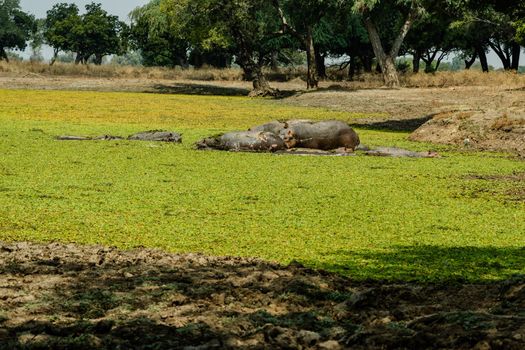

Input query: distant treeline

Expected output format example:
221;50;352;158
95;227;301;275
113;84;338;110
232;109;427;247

1;0;524;93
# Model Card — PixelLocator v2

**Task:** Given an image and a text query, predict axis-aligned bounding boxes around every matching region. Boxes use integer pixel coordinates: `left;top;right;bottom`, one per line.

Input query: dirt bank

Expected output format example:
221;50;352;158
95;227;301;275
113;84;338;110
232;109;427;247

1;242;524;349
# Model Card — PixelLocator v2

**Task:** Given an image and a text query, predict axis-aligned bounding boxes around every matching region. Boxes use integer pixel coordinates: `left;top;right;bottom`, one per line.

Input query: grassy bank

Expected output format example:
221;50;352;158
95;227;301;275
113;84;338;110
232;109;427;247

0;89;524;281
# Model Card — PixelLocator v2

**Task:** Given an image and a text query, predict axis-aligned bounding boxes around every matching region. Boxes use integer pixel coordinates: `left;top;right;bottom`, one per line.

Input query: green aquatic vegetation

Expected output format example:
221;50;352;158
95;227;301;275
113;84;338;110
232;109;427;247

0;89;524;282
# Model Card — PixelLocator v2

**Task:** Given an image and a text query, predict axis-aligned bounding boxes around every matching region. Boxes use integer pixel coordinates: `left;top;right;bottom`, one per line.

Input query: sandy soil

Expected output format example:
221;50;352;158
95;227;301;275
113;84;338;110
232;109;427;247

1;241;524;350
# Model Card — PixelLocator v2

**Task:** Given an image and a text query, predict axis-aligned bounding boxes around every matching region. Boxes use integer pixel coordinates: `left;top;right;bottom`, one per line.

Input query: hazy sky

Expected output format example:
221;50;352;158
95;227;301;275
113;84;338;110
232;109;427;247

20;0;149;22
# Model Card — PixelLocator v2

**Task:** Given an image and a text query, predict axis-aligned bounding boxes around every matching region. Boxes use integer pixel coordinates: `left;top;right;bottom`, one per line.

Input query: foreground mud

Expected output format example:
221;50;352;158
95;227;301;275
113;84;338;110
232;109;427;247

0;242;524;350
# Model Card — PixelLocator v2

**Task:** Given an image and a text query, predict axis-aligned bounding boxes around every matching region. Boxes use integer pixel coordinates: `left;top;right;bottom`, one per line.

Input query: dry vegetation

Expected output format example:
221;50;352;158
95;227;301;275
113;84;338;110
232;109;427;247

2;60;525;89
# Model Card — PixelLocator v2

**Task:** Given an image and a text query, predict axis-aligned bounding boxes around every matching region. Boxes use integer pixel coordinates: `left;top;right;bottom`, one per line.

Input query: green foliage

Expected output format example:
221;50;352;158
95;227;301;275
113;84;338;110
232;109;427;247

72;3;129;64
0;0;35;61
1;89;524;282
515;20;525;46
44;3;80;58
129;0;189;67
44;2;128;65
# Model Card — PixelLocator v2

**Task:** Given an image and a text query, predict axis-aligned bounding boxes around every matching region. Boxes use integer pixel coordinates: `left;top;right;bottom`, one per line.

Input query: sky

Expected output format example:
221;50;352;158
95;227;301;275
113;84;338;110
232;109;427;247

19;0;149;22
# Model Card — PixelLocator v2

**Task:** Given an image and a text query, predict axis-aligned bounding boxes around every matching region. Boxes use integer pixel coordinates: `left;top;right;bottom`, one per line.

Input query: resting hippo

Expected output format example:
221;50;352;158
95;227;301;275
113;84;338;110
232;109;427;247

196;131;285;152
248;121;287;135
280;120;360;151
128;130;182;143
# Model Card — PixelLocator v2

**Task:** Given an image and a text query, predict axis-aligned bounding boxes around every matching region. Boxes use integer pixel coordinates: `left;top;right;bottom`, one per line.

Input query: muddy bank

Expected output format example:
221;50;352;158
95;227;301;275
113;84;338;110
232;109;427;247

409;110;525;156
1;241;524;349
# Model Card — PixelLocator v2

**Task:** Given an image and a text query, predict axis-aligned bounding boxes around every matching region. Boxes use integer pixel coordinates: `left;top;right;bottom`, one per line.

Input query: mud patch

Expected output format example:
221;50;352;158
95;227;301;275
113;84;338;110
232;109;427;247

410;110;525;156
1;242;524;349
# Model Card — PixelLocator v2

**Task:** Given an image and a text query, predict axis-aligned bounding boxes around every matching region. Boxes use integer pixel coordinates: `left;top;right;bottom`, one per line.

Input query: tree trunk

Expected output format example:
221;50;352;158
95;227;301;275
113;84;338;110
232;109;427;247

488;42;511;70
476;47;489;72
315;47;326;79
305;28;319;89
75;53;82;65
94;54;103;65
413;50;421;73
271;51;279;71
50;49;59;66
237;50;276;97
511;42;521;71
362;5;417;87
464;53;477;69
362;55;373;72
251;64;274;96
0;48;8;62
375;62;382;73
349;55;356;80
364;18;399;87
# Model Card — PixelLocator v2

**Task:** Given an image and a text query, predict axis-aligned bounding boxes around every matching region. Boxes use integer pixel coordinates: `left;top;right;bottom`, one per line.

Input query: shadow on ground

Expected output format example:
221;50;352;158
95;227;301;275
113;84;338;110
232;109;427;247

349;115;433;132
151;83;299;99
151;83;251;97
314;245;525;282
1;242;524;349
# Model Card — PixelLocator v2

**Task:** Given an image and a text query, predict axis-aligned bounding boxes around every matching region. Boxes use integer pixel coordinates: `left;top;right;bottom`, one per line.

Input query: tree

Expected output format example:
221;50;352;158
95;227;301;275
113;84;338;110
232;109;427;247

72;3;129;65
44;2;128;65
405;6;456;73
353;0;424;87
162;0;282;96
130;0;190;67
44;3;80;65
272;0;340;89
0;0;35;62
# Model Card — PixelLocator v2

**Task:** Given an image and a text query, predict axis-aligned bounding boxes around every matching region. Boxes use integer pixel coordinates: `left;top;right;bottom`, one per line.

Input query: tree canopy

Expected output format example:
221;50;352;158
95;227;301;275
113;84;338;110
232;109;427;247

43;2;128;65
0;0;35;62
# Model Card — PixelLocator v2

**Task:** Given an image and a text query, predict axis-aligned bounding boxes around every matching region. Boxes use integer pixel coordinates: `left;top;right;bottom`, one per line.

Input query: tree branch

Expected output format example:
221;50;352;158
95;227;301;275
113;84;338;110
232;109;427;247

389;3;421;58
272;0;304;42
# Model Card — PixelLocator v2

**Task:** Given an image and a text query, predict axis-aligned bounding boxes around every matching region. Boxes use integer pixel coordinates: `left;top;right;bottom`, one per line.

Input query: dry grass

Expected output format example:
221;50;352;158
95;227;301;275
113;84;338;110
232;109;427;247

403;70;525;88
491;114;525;131
1;60;524;89
0;61;245;81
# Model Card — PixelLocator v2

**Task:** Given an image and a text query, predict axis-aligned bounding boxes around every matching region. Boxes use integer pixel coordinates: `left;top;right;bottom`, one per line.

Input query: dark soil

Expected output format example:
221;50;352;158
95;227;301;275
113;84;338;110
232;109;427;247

1;242;524;349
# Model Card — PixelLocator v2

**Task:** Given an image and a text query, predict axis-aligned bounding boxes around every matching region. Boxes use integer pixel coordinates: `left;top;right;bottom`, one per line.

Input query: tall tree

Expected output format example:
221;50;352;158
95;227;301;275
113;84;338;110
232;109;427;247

44;3;80;65
44;2;128;65
0;0;35;62
162;0;282;96
72;3;129;65
272;0;339;89
353;0;424;87
130;0;190;67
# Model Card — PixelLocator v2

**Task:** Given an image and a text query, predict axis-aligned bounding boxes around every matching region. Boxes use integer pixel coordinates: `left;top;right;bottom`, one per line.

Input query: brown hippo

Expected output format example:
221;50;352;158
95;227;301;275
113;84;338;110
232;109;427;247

196;131;285;152
280;120;360;151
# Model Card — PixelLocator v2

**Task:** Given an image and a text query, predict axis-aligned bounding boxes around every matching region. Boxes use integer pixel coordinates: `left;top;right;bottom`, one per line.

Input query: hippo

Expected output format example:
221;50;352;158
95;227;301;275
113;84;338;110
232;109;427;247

196;131;285;152
280;120;360;151
248;121;287;135
128;130;182;143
